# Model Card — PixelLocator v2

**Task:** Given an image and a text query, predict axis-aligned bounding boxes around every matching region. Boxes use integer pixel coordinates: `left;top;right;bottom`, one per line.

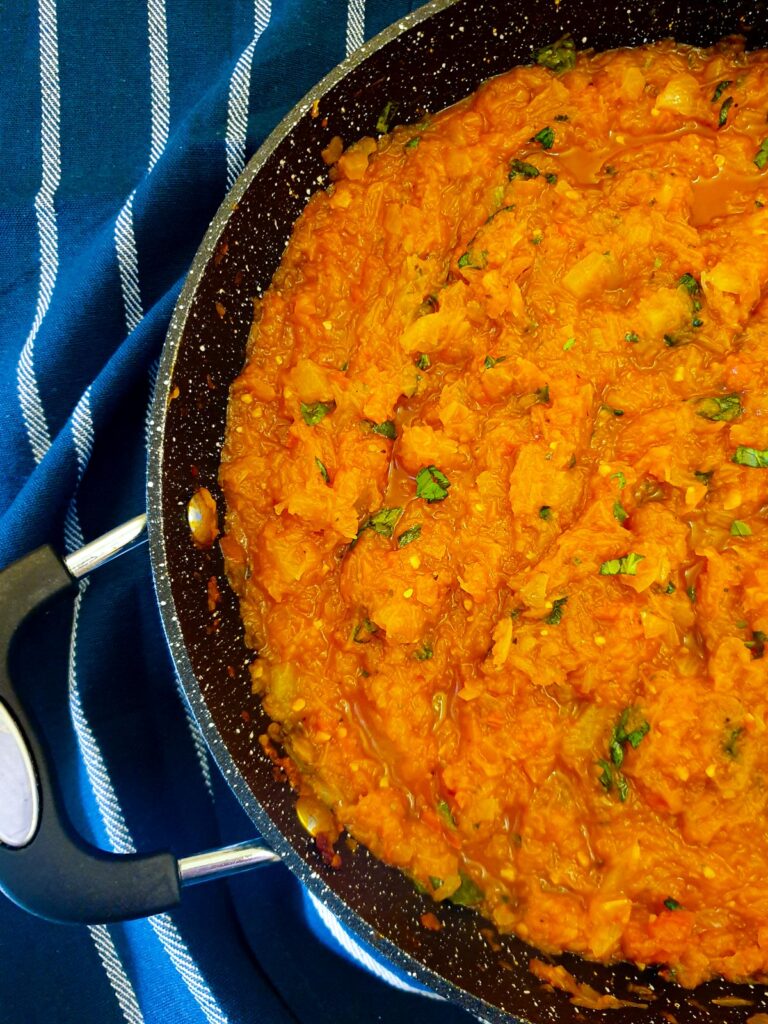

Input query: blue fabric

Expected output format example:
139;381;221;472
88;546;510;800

0;2;480;1021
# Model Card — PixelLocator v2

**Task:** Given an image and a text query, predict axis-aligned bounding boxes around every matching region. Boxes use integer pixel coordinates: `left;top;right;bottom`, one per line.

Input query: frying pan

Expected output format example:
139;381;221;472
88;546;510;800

3;0;768;1020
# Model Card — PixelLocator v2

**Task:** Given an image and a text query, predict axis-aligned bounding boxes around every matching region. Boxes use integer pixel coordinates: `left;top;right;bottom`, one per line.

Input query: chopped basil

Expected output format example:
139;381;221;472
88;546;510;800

414;642;433;661
397;524;422;547
533;36;576;73
416;352;431;371
664;581;676;594
755;139;768;170
718;95;734;128
405;136;420;149
450;873;484;907
613;500;628;524
352;618;379;643
733;446;768;468
664;897;682;911
545;596;568;625
711;79;732;102
597;759;629;802
694;469;714;485
678;273;701;295
730;519;752;537
545;172;558;185
370;420;397;439
535;384;550;404
531;126;555;150
509;159;540;180
695;393;743;422
539;505;552;521
624;331;640;344
364;507;404;539
563;337;576;351
600;552;644;576
416;465;451;503
746;630;766;659
611;471;627;489
436;799;457;829
458;249;488;270
301;401;334;426
375;100;398;134
315;457;330;483
483;354;507;369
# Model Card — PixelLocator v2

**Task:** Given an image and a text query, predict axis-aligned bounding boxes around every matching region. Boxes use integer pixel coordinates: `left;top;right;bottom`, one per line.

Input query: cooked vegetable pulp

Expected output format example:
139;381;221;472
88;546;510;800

220;38;768;986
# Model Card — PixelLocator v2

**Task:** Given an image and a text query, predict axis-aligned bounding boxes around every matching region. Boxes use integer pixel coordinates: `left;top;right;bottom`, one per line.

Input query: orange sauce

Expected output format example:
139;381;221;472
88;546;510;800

220;38;768;987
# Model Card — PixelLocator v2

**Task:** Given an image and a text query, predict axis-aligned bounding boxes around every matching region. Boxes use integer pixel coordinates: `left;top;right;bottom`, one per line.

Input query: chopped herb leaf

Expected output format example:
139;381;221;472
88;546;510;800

429;876;443;890
665;581;676;594
458;249;488;270
694;469;714;485
718;95;734;128
545;172;558;185
601;404;623;416
539;505;552;521
370;420;397;439
365;507;404;539
733;446;768;468
613;500;628;524
301;401;334;426
611;471;627;489
315;457;330;483
509;159;540;180
604;165;617;176
416;352;431;371
625;331;640;344
483;354;507;369
436;799;457;829
405;136;420;149
417;296;438;317
678;273;701;295
692;318;704;328
533;36;576;73
711;79;732;102
663;334;678;348
534;384;550;405
414;642;433;661
755;139;768;170
531;126;555;150
563;337;576;351
397;524;422;548
746;630;767;659
600;553;645;576
352;618;379;643
531;231;544;245
340;360;349;372
597;758;614;792
416;465;451;503
375;100;398;134
687;586;696;603
664;898;682;911
695;393;743;422
616;774;630;802
450;873;484;907
545;596;568;625
730;519;752;537
724;725;744;758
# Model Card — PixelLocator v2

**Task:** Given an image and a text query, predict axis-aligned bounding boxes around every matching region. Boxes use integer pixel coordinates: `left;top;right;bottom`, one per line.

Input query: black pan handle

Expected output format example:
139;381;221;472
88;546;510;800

0;518;280;924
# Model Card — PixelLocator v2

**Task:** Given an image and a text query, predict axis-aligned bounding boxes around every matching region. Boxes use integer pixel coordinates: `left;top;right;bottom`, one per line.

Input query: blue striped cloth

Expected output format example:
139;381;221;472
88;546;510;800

0;2;479;1021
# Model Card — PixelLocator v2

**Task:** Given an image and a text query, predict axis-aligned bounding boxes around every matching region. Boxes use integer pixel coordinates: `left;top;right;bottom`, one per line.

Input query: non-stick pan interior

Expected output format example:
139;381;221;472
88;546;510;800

149;1;768;1020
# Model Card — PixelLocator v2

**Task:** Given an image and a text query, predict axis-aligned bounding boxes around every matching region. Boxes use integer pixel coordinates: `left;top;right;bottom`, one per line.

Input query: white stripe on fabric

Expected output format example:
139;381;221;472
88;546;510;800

16;0;62;464
115;194;144;334
224;0;272;190
88;924;146;1024
146;0;170;172
307;891;443;999
147;914;229;1024
345;0;366;56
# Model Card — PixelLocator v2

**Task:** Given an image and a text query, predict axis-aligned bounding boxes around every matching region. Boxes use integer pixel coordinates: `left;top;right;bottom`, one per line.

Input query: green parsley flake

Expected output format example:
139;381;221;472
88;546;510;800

416;465;451;503
724;725;744;758
509;159;540;181
694;469;714;485
414;642;433;661
711;80;732;102
611;471;627;489
352;618;379;643
545;596;568;625
366;507;404;539
436;799;457;829
405;136;420;149
733;446;768;468
731;520;752;537
746;630;766;659
416;353;431;371
600;552;645;576
375;100;398;134
678;273;701;295
664;581;676;594
695;393;743;422
533;36;576;73
613;500;628;524
544;172;558;185
563;337;576;351
718;95;734;129
458;249;488;270
539;505;552;521
664;898;682;911
535;384;550;405
397;524;422;548
449;873;484;907
624;331;640;344
483;354;507;369
315;457;329;483
370;420;397;439
755;139;768;170
531;126;555;150
301;401;334;426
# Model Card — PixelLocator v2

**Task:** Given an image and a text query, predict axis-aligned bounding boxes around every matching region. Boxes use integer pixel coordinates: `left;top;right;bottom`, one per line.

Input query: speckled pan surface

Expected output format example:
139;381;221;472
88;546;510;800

147;1;768;1021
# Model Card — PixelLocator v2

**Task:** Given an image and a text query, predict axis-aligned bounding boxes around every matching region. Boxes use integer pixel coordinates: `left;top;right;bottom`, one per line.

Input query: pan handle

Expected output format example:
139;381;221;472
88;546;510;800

0;518;279;924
